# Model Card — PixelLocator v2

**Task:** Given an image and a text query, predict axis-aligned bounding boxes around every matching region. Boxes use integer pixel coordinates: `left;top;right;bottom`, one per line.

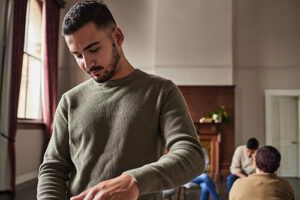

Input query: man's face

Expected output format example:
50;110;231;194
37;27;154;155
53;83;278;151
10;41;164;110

65;22;120;83
246;148;257;158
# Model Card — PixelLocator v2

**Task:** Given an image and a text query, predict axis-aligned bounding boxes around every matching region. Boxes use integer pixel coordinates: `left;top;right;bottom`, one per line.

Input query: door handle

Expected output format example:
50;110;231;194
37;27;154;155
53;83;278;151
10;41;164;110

291;141;297;144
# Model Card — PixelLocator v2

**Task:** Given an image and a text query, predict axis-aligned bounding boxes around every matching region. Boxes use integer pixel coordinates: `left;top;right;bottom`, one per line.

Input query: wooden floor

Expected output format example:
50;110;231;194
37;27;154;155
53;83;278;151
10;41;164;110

0;177;299;200
0;179;37;200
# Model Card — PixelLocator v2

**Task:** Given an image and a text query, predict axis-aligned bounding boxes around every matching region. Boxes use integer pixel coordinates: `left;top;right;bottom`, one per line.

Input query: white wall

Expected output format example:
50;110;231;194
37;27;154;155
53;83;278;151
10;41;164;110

155;0;233;85
15;129;44;184
107;0;157;73
233;0;300;146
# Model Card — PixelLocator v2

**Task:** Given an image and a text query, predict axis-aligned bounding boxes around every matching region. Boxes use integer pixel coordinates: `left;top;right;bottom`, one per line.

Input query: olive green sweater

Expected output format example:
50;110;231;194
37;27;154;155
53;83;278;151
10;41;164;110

37;69;204;200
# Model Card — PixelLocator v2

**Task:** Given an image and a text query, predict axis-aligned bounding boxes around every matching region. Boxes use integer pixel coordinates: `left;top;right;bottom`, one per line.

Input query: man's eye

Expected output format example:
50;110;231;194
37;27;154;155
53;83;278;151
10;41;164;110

75;54;83;59
90;47;99;53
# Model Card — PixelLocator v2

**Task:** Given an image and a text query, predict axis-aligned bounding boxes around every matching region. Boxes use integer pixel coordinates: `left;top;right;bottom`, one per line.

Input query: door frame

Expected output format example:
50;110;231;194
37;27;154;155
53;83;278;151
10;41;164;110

265;89;300;177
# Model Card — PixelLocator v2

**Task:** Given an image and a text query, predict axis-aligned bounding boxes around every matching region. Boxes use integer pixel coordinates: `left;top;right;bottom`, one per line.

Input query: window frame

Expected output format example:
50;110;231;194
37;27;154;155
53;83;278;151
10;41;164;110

17;118;45;129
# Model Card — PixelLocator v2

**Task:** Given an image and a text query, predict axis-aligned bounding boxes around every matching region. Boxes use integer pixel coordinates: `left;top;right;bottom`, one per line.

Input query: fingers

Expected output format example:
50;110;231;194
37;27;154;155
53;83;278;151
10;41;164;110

70;189;89;200
70;174;139;200
71;187;103;200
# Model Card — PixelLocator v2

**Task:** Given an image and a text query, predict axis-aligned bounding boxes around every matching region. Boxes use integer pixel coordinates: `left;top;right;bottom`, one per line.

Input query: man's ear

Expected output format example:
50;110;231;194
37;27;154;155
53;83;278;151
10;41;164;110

112;27;124;46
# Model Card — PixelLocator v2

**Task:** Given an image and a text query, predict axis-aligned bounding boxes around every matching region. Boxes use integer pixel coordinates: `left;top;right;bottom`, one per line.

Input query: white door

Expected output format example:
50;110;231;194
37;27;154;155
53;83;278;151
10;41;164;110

270;96;299;177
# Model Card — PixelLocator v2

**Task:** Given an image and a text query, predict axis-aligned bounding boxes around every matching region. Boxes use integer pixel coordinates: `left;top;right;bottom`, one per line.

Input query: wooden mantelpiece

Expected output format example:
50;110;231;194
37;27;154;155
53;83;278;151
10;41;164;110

195;122;220;134
179;86;235;179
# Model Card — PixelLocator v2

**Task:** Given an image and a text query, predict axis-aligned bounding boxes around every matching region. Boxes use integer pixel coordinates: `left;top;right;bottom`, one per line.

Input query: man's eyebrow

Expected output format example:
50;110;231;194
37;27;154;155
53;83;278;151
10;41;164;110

70;42;100;55
83;42;100;51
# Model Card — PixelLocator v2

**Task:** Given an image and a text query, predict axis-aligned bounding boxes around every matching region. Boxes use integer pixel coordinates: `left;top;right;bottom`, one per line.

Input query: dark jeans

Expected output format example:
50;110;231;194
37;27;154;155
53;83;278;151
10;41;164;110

191;174;219;200
226;174;239;197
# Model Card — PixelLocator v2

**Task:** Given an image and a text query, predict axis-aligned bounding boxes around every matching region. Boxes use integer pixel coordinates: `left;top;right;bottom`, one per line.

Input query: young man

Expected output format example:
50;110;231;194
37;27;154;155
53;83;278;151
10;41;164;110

37;1;204;200
227;137;259;195
229;145;295;200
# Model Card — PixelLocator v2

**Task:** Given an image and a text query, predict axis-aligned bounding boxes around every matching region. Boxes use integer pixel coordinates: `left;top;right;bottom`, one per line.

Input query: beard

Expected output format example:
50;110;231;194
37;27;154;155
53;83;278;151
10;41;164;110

88;43;120;83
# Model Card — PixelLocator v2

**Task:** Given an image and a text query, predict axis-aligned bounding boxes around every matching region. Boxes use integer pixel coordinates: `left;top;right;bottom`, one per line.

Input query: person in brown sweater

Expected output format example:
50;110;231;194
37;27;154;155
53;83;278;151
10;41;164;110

37;1;204;200
229;145;295;200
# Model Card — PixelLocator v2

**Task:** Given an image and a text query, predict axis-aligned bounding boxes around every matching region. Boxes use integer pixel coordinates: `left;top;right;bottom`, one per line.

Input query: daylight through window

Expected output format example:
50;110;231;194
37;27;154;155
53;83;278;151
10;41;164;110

18;0;43;120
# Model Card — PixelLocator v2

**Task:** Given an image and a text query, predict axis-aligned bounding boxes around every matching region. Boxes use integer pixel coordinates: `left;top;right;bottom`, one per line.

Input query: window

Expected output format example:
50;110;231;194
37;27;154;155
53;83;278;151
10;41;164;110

18;0;43;120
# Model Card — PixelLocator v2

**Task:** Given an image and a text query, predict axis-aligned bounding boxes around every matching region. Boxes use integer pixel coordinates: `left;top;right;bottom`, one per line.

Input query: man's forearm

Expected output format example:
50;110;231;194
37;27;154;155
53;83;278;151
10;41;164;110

234;172;246;178
123;140;205;195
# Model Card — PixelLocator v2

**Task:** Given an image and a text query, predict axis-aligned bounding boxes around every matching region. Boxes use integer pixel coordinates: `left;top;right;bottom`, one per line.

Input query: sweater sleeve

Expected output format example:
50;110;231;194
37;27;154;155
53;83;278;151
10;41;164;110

230;146;243;175
123;82;205;195
37;95;73;199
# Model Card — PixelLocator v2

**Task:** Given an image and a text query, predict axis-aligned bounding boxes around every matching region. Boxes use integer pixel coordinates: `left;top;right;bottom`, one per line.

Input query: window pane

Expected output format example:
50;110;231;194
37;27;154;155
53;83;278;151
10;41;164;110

24;0;42;58
25;56;42;119
18;54;29;119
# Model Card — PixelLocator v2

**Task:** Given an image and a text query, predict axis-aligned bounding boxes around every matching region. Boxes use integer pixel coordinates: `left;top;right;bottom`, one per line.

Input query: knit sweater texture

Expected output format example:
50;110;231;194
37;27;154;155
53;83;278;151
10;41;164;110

37;69;204;200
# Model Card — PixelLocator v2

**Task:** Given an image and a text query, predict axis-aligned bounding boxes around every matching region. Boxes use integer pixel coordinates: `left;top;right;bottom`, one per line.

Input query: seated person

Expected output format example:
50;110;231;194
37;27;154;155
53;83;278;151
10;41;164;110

229;145;295;200
227;138;259;195
188;146;219;200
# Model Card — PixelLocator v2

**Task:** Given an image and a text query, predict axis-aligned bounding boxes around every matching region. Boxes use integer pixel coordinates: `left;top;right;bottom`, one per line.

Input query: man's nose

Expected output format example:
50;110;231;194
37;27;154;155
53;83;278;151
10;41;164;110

83;56;95;71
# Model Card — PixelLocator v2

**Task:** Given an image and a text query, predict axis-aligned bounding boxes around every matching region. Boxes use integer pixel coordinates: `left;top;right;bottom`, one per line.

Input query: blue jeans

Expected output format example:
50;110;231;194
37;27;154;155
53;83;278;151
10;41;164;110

191;174;219;200
226;174;239;197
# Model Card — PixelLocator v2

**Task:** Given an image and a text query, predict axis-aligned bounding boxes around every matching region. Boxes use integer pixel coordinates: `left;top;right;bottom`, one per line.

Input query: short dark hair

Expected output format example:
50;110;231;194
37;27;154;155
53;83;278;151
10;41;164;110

62;0;116;36
255;145;281;173
246;138;259;150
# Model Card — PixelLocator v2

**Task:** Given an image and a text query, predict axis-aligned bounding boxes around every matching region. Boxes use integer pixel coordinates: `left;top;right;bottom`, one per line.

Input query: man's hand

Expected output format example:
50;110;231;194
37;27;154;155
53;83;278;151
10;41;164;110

70;174;139;200
235;172;246;178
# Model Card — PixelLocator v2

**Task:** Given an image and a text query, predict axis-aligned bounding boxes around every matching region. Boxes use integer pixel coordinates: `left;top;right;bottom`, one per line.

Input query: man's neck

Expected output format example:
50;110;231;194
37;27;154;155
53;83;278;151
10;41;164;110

255;168;271;174
111;57;135;80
